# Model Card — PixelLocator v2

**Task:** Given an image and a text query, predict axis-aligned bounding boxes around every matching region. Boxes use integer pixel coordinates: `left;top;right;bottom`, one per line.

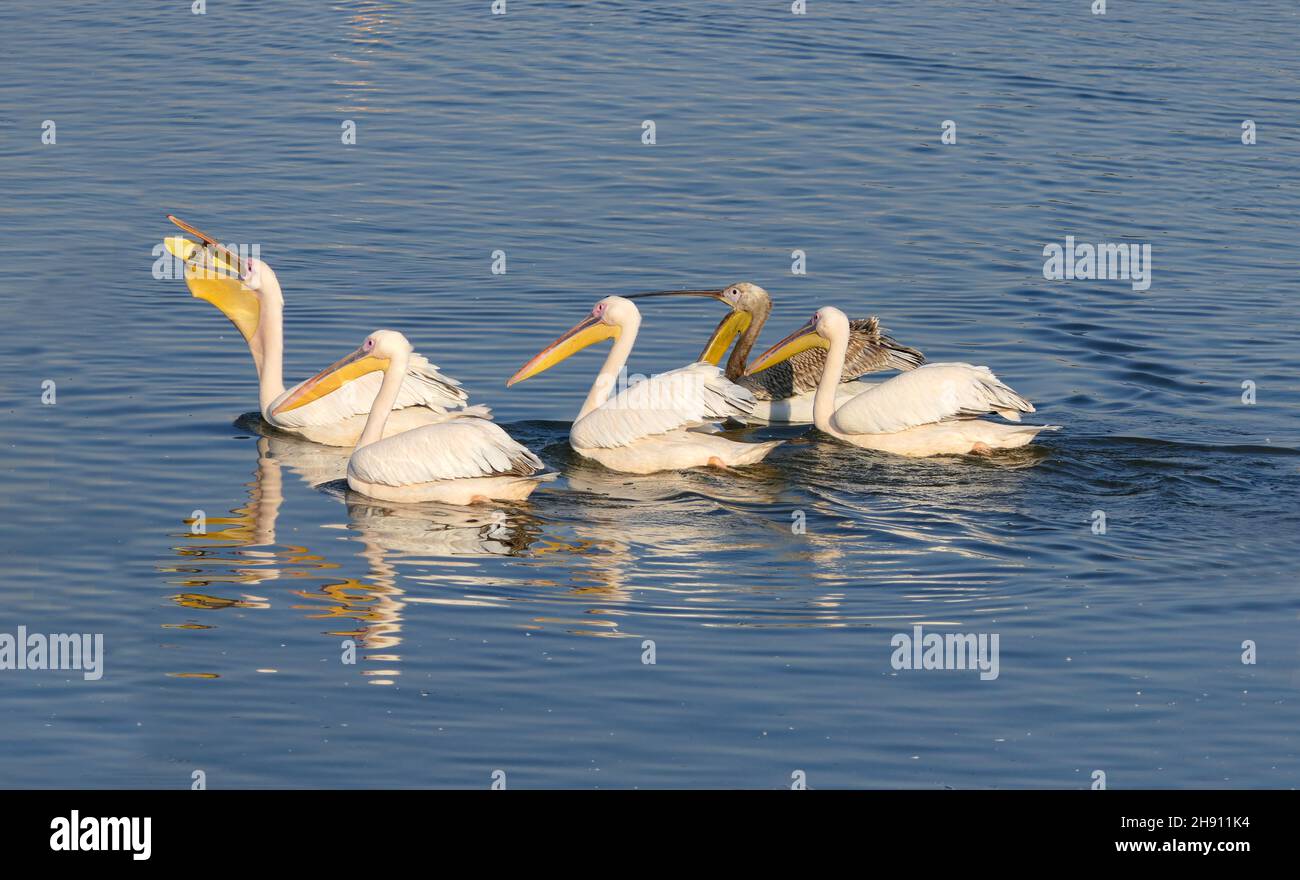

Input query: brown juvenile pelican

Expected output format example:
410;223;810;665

630;282;925;423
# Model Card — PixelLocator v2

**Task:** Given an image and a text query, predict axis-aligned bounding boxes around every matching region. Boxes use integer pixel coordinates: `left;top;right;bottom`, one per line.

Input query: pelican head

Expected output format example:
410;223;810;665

271;329;409;416
717;281;772;314
628;282;771;368
237;256;271;292
746;306;849;375
164;215;279;344
507;295;637;386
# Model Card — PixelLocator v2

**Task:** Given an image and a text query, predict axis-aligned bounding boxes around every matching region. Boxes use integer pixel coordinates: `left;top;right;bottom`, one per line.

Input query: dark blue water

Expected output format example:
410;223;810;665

1;1;1297;788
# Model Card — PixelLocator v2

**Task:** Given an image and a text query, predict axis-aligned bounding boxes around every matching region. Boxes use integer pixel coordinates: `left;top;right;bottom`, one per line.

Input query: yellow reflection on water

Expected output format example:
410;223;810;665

160;435;405;683
159;429;557;684
155;411;1039;683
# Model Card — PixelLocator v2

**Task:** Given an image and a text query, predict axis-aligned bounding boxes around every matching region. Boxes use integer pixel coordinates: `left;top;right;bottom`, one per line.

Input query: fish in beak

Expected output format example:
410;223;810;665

167;214;241;266
272;345;391;416
745;316;828;375
163;235;242;281
164;215;259;343
624;288;749;366
167;214;244;276
507;312;620;386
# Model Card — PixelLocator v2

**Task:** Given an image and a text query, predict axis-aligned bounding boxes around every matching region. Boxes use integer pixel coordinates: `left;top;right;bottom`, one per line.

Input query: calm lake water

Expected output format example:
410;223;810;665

1;1;1297;788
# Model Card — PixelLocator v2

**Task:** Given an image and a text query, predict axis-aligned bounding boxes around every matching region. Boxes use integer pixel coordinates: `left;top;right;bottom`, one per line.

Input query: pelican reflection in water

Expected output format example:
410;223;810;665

160;432;546;682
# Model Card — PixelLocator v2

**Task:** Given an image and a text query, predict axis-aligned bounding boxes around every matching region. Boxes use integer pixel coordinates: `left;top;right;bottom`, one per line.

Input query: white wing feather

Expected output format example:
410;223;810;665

271;351;472;429
832;363;1035;435
570;362;756;449
349;417;545;487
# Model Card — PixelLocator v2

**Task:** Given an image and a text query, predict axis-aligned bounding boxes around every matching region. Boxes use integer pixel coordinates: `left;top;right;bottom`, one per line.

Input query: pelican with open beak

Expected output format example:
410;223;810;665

746;306;1057;456
507;296;781;474
273;330;554;504
629;283;925;424
162;215;481;446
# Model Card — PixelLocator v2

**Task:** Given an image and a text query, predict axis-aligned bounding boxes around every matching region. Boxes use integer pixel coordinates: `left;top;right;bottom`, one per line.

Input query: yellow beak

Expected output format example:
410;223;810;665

699;309;752;365
164;235;199;263
272;347;391;416
507;314;620;386
183;263;261;344
166;216;260;342
745;318;827;375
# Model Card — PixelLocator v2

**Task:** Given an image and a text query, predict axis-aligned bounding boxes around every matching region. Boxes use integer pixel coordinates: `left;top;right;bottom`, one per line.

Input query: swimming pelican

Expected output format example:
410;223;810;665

163;215;478;446
507;296;781;474
630;283;925;423
747;306;1057;456
273;330;554;504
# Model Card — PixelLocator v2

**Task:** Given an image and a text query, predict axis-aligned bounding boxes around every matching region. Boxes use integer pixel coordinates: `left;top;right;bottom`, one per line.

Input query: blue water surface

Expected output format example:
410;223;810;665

0;1;1297;788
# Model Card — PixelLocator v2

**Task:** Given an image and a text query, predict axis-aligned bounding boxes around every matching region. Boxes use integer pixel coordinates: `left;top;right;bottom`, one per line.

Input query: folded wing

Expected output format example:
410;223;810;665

571;362;755;449
832;363;1035;435
350;417;545;487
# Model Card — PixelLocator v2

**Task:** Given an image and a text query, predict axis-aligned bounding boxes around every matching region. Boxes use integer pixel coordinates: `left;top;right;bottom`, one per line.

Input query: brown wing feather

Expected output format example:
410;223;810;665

743;316;925;399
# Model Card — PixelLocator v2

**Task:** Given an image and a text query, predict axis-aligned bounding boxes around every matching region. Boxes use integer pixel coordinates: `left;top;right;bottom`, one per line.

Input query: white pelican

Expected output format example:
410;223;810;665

164;215;478;446
507;296;781;474
273;330;554;504
631;283;925;423
747;307;1057;456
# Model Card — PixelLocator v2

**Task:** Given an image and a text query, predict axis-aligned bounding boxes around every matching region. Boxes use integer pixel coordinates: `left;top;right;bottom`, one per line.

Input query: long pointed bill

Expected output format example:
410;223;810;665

272;347;391;416
699;309;752;365
624;289;725;301
507;314;619;386
745;318;827;375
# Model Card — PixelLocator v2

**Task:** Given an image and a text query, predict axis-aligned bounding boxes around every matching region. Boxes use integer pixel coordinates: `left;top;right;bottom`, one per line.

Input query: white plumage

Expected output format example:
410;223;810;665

273;330;553;505
830;363;1034;435
571;362;756;449
350;416;544;487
